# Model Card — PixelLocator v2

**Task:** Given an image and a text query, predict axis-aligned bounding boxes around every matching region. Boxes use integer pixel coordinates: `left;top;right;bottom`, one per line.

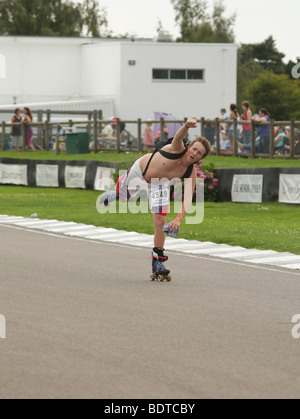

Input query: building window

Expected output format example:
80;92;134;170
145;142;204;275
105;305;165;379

187;69;204;80
0;55;6;79
153;68;204;81
170;69;186;80
153;69;169;80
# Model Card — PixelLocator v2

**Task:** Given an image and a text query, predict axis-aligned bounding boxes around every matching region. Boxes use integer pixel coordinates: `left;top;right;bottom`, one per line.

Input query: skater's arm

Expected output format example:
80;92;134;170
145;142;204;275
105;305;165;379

171;118;197;152
168;168;197;233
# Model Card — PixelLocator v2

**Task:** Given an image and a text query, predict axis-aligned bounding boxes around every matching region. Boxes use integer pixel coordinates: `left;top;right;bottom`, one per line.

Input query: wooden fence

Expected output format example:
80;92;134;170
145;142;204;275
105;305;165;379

1;110;300;159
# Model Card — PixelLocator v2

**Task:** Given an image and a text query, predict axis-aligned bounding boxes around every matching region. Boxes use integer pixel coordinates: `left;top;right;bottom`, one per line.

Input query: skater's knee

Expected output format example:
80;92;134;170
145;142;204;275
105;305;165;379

153;214;166;228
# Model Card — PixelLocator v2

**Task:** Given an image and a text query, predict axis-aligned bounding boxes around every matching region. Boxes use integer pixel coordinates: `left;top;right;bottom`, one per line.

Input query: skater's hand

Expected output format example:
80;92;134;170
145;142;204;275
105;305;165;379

169;218;181;234
185;118;197;129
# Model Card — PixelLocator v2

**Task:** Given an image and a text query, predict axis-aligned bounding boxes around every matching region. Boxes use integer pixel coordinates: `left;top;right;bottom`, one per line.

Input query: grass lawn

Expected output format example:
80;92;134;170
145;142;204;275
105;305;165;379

0;150;300;169
0;186;299;255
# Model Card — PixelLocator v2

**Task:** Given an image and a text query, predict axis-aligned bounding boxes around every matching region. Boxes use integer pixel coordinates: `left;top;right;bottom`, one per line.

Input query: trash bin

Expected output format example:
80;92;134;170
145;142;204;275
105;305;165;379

66;133;90;155
0;133;12;150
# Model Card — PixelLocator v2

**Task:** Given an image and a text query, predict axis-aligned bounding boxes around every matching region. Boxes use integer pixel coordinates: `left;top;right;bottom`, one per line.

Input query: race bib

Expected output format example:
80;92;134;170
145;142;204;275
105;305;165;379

149;183;170;210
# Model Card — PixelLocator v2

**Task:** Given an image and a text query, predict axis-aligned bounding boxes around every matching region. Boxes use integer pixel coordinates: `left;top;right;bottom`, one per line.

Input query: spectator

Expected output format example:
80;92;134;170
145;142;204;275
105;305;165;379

240;101;252;151
95;121;115;149
220;129;230;151
154;123;169;145
22;107;35;151
219;108;230;131
143;121;155;151
274;126;286;154
283;126;291;153
204;121;216;146
11;108;22;150
228;104;240;151
253;108;271;154
295;128;300;155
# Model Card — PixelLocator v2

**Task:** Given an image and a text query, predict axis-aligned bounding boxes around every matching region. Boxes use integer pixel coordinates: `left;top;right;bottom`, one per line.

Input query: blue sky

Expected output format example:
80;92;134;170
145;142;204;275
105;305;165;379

91;0;299;62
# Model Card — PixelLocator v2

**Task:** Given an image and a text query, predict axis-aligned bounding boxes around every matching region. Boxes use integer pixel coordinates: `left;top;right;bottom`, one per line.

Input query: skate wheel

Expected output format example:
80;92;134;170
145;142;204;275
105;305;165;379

158;275;165;282
150;274;156;281
166;274;172;282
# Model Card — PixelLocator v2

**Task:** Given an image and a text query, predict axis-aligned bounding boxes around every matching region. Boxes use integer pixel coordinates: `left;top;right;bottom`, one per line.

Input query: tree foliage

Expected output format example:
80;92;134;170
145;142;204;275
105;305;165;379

171;0;235;43
239;36;286;74
0;0;108;37
237;36;293;110
247;71;300;120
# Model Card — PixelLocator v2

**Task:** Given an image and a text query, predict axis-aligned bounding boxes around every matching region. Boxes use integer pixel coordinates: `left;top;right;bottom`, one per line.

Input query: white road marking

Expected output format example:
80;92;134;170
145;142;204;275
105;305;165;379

0;215;299;272
1;221;300;277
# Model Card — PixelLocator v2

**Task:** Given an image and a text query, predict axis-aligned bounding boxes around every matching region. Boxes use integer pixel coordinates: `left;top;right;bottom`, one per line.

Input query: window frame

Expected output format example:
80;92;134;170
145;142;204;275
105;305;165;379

152;68;204;82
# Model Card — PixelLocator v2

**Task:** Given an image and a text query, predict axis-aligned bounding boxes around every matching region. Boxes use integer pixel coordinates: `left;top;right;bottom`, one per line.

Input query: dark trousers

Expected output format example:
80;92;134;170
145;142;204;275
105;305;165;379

259;136;270;154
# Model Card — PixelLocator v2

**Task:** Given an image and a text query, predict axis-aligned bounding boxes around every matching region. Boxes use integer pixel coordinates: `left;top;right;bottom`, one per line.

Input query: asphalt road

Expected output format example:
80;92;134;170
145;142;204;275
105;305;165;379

0;224;300;399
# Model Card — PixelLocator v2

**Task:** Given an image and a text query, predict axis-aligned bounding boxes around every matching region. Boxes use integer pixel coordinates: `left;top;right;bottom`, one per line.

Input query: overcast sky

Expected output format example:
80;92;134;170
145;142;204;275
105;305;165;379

92;0;299;63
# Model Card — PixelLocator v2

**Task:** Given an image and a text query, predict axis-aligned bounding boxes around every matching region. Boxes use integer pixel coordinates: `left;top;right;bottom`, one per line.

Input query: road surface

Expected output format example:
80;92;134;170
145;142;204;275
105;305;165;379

0;224;300;399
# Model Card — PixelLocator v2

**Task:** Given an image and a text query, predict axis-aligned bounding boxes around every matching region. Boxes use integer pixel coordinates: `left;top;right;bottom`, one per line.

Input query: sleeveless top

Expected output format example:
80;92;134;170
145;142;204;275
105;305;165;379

242;111;251;131
12;115;22;136
142;139;194;180
24;117;32;132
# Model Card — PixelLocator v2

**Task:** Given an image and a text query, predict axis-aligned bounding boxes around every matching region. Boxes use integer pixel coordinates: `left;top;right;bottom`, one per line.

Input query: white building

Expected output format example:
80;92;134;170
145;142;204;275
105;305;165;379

0;36;238;120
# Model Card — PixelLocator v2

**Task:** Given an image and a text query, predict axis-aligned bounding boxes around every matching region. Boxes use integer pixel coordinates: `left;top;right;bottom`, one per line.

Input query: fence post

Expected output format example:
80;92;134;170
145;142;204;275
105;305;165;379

233;119;238;157
46;110;52;149
138;118;142;152
270;119;275;158
290;120;295;159
201;117;205;137
160;118;164;142
37;110;43;146
215;118;220;156
22;122;26;151
1;121;5;151
87;112;92;146
116;118;121;153
55;125;60;156
45;120;50;151
93;110;98;154
251;120;256;158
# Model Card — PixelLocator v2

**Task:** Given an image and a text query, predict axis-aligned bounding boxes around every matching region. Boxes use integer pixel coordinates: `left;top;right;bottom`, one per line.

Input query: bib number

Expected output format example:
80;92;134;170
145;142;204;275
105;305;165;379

149;184;170;209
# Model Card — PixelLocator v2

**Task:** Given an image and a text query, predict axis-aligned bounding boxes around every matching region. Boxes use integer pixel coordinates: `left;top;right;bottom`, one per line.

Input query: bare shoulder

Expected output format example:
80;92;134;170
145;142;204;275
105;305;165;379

163;143;185;154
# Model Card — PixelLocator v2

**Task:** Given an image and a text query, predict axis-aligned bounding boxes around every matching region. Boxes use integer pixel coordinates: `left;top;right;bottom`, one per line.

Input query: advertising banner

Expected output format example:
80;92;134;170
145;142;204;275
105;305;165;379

94;167;115;191
279;174;300;204
65;166;87;189
232;174;263;203
36;164;59;188
0;163;28;186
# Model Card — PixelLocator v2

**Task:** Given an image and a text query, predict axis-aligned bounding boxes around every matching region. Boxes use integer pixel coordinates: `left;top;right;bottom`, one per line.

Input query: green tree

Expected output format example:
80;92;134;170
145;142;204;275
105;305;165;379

247;71;300;120
238;37;285;74
237;37;288;109
0;0;108;37
171;0;235;43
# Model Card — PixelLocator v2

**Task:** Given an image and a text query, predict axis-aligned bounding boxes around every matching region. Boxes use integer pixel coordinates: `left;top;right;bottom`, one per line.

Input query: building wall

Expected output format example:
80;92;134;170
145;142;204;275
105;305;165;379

0;37;81;105
0;37;238;122
118;42;237;120
80;42;121;113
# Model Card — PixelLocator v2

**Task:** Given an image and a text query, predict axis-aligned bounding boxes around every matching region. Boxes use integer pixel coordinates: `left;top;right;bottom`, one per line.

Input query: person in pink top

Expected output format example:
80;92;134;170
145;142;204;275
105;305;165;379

143;122;155;151
241;101;252;151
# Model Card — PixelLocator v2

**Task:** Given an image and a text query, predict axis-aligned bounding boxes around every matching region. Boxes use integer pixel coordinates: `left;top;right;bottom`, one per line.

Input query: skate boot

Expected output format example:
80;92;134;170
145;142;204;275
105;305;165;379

150;247;172;282
99;190;119;207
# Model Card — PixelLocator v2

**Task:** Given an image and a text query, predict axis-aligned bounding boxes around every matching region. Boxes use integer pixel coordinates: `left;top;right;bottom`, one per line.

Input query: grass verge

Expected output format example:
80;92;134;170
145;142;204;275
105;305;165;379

0;186;299;255
0;150;300;169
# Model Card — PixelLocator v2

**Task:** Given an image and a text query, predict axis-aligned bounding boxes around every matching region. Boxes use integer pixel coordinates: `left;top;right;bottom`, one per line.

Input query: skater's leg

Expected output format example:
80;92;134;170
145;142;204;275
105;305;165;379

152;213;166;248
